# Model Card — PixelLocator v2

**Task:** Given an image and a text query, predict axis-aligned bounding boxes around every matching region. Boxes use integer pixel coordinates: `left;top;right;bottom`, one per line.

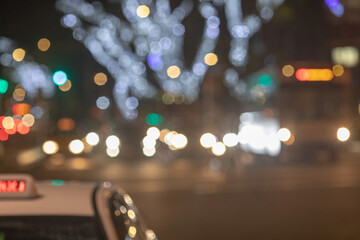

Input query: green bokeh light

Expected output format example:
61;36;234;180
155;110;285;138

146;113;163;126
51;179;64;186
0;79;8;94
258;75;272;87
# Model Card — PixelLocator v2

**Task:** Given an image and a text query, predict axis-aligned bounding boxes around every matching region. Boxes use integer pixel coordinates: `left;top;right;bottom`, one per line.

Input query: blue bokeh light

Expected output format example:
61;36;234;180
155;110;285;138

52;71;67;86
147;53;163;70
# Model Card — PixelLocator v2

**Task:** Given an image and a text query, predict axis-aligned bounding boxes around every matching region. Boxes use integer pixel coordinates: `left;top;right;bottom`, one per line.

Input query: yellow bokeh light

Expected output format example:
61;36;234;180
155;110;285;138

3;117;14;129
162;92;175;105
42;140;59;155
283;134;295;145
128;226;137;238
13;88;26;101
204;53;218;66
59;79;72;92
167;65;181;78
282;65;295;77
128;209;136;219
22;114;35;127
136;5;150;18
37;38;51;52
333;64;344;77
94;72;108;86
159;129;169;142
12;48;26;62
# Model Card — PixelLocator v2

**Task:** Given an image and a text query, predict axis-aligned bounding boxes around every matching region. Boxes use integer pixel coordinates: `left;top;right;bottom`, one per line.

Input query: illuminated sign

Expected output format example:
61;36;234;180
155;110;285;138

295;68;334;81
0;174;37;198
0;180;26;192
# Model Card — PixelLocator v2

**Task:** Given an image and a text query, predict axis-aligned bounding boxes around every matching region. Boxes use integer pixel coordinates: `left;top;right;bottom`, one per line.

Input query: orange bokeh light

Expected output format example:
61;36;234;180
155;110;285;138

12;103;31;116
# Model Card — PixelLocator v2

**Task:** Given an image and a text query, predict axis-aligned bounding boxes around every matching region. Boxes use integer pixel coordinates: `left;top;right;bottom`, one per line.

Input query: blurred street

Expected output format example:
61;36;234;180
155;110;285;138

2;0;360;239
3;152;360;239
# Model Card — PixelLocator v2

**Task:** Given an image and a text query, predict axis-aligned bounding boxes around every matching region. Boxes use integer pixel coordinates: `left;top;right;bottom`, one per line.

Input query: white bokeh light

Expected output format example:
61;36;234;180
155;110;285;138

337;127;350;142
211;142;226;156
86;132;100;146
200;133;217;148
69;139;85;154
277;128;291;142
106;135;120;149
222;133;238;147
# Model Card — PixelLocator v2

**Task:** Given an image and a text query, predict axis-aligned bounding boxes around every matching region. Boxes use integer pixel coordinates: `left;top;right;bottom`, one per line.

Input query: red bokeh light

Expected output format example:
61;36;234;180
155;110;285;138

0;116;5;128
17;122;30;135
295;68;310;81
0;129;9;141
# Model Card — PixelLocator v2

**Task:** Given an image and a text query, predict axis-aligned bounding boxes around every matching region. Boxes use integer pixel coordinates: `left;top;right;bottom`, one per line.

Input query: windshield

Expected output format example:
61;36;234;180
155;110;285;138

0;216;103;240
2;0;360;239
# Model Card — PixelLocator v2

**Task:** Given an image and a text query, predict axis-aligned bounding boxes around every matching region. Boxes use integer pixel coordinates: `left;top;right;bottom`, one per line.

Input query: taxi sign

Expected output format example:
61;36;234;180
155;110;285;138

0;174;38;198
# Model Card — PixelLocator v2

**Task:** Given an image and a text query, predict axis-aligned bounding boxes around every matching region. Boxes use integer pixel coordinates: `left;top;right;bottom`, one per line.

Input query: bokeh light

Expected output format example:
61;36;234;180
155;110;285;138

162;93;175;105
59;79;72;91
143;147;156;157
204;53;218;66
12;48;26;62
200;133;217;148
17;122;30;135
282;65;295;77
86;132;100;146
167;65;181;79
171;134;188;149
136;5;150;18
128;209;136;220
69;139;85;154
42;141;59;155
57;118;75;131
13;87;26;102
143;136;157;148
96;96;110;110
22;114;35;127
332;64;344;77
164;131;176;146
106;135;120;149
0;79;8;94
0;129;9;141
277;128;291;142
147;127;160;139
3;116;14;129
94;72;107;86
222;133;238;147
128;226;137;238
211;142;226;156
12;103;31;116
337;127;350;142
106;147;120;157
37;38;51;51
53;71;68;86
146;113;163;126
159;129;169;142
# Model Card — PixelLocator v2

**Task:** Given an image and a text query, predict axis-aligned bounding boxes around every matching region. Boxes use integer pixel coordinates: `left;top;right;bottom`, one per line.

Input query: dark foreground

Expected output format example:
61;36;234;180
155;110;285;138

3;152;360;240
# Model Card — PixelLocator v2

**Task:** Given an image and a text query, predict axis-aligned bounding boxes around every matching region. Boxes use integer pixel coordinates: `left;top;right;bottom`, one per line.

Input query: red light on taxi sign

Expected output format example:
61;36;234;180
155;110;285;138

0;174;37;198
295;68;334;81
0;180;26;192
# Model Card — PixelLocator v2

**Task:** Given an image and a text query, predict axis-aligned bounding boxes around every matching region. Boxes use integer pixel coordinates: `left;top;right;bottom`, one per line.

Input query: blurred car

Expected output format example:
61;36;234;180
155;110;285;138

0;174;157;240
